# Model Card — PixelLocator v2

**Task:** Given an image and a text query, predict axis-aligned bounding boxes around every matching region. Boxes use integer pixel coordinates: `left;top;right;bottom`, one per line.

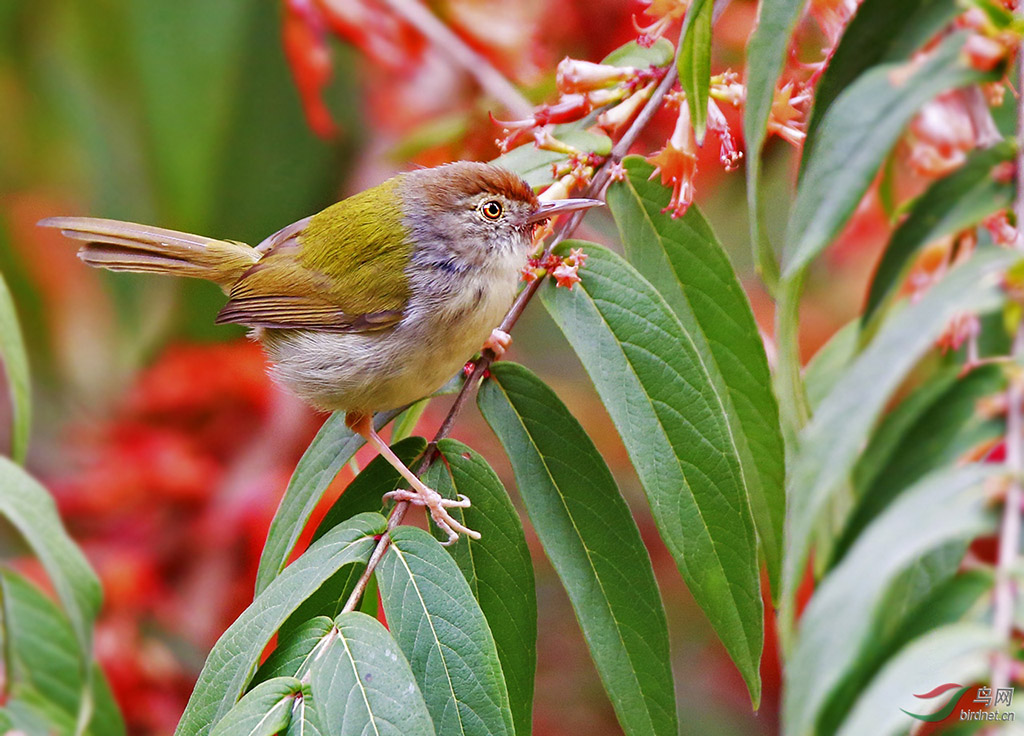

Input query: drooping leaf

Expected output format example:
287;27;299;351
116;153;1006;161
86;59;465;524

539;242;763;704
863;141;1016;326
602;38;675;68
836;364;1005;561
803;320;860;410
0;457;101;667
784;465;999;736
175;512;385;736
677;0;712;143
310;612;435;736
255;410;397;596
743;0;806;286
0;271;30;463
607;156;785;599
784;32;999;277
835;624;999;736
803;0;962;159
274;438;425;638
780;249;1019;641
251;617;334;687
424;439;537;736
478;363;675;736
0;571;125;736
819;565;993;733
377;526;514;736
208;678;301;736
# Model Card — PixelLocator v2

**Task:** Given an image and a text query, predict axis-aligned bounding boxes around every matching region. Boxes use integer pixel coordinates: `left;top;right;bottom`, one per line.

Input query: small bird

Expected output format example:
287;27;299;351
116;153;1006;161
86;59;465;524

39;161;602;543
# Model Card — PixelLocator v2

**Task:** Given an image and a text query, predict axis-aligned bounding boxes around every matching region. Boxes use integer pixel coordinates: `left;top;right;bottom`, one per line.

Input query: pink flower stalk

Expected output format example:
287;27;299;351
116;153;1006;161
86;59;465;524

646;103;698;218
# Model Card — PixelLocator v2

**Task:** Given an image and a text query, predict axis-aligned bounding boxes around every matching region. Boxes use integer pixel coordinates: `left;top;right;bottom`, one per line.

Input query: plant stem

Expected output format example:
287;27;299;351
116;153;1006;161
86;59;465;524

339;31;687;615
990;54;1024;694
379;0;533;118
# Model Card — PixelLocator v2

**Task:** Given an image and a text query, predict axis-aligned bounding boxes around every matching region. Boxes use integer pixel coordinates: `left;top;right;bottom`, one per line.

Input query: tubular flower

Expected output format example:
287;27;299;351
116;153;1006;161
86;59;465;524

597;83;655;134
808;0;860;48
936;312;981;354
491;95;592;151
767;83;809;147
707;100;743;171
646;103;698;218
557;58;636;94
984;211;1020;247
633;0;690;47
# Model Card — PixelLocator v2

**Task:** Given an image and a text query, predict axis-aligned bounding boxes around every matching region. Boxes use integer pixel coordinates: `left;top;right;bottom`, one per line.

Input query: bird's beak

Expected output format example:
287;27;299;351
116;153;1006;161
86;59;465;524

527;198;605;223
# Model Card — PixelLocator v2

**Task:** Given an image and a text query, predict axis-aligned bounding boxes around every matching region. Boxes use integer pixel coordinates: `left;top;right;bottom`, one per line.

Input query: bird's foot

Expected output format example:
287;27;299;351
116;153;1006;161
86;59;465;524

483;328;512;359
383;485;480;545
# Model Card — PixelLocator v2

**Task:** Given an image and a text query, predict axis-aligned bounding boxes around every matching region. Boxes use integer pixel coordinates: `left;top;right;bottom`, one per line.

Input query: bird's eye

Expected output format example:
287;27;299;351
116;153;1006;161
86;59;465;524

479;200;503;220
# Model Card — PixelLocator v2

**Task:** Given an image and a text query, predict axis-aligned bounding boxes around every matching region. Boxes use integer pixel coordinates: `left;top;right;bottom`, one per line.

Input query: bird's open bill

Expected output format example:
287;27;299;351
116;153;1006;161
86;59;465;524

527;197;605;222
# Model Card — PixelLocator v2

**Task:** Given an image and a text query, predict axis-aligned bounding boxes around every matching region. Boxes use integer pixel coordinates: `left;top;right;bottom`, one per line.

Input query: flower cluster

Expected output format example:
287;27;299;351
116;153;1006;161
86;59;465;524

520;247;588;289
633;0;690;48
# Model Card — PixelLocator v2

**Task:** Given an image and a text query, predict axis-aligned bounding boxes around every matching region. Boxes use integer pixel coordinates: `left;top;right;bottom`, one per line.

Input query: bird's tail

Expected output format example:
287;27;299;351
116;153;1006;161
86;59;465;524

38;216;260;291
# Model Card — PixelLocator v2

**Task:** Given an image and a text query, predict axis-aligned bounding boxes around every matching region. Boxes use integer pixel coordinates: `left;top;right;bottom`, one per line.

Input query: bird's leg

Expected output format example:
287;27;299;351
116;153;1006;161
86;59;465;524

345;412;481;544
483;328;512;359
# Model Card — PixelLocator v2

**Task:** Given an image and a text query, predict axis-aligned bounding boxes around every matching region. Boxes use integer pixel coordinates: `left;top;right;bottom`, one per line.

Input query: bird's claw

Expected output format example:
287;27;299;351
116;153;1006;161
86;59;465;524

483;328;512;359
383;487;480;544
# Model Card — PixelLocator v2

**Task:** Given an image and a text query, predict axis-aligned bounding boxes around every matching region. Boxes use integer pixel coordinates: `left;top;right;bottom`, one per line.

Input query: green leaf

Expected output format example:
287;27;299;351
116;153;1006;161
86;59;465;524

391;400;429;443
491;129;613;189
743;0;806;287
275;437;425;638
837;364;1004;561
601;38;675;68
283;693;324;736
209;678;301;736
819;565;993;733
0;271;30;463
863;142;1016;325
803;0;961;160
0;571;125;736
477;363;675;736
607;156;785;599
784;32;999;277
424;439;537;736
251;617;334;686
834;623;999;736
377;526;514;736
175;512;386;736
677;0;712;143
780;249;1019;642
310;612;435;736
255;410;397;596
539;243;763;704
803;320;859;410
0;457;101;668
784;465;999;736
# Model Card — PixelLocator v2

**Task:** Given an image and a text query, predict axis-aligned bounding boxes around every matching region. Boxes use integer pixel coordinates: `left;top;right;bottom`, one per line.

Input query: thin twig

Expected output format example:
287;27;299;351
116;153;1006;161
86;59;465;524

990;53;1024;695
341;21;694;614
379;0;533;118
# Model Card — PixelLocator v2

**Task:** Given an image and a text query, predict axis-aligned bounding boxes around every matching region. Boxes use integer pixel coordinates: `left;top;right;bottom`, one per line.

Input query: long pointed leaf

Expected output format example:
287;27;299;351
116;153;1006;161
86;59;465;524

0;271;30;463
310;612;435;736
784;32;999;277
255;411;397;595
540;243;762;704
478;362;676;736
175;512;385;736
377;527;514;736
678;0;712;143
424;439;537;736
607;156;785;599
863;142;1015;325
781;249;1019;640
209;678;301;736
784;465;1000;736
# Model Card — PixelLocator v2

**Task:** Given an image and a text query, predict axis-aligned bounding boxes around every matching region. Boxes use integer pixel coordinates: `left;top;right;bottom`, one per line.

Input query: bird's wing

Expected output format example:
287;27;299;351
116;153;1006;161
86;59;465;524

215;182;413;332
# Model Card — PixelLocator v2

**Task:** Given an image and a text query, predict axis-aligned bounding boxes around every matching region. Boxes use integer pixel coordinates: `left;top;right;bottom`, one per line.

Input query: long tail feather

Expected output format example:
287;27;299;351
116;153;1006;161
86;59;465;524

38;216;260;290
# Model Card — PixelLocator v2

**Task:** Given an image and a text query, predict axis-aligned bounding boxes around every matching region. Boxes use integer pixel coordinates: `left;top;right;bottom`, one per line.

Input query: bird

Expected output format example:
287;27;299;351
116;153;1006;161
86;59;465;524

39;161;603;543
